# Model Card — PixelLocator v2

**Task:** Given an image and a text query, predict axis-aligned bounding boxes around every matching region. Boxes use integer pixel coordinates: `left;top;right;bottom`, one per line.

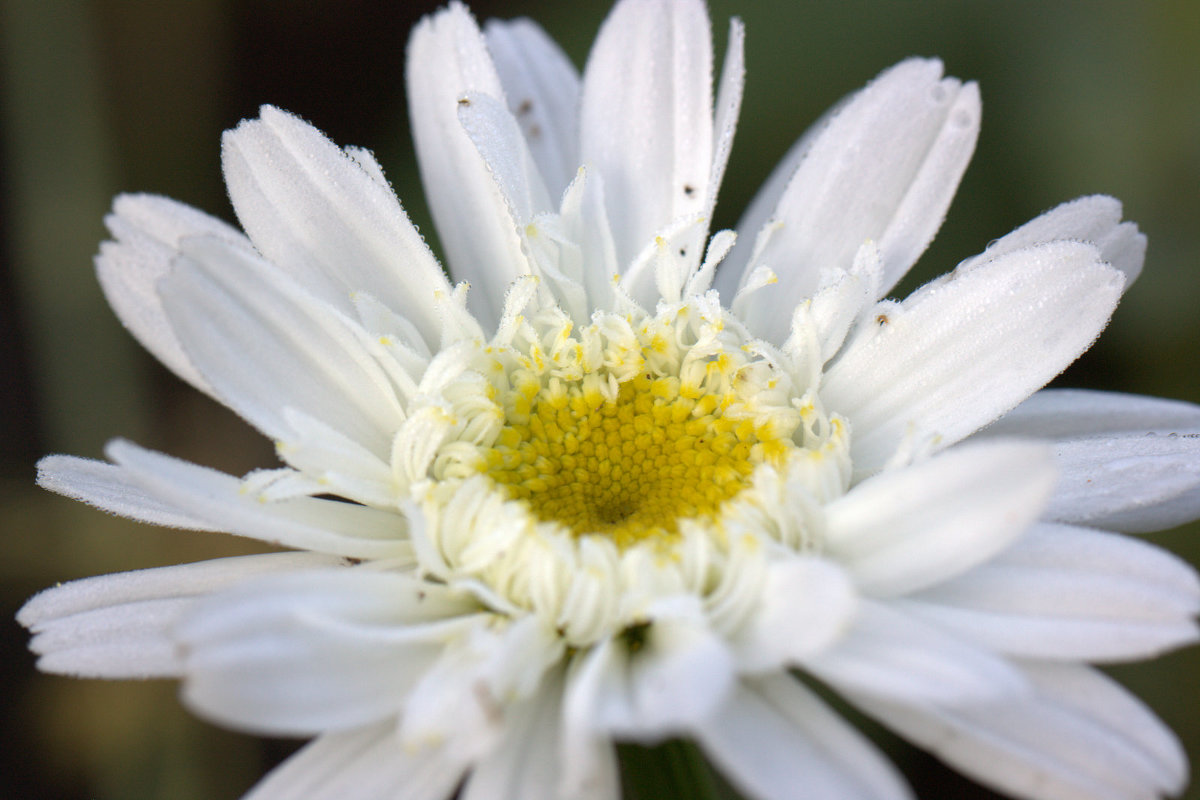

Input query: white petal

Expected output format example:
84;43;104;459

902;521;1200;661
822;241;1124;475
857;661;1187;800
457;91;553;227
580;0;713;268
455;91;599;317
684;228;737;298
19;552;335;678
978;390;1200;532
1046;431;1200;532
803;600;1029;707
28;595;193;678
407;3;528;328
179;569;482;735
731;557;857;671
351;291;433;366
716;90;851;303
626;611;735;734
1000;522;1200;598
958;195;1146;287
627;615;735;736
694;677;913;800
899;604;1196;666
705;17;745;221
36;453;216;531
96;194;251;396
159;235;407;457
982;531;1198;609
455;93;592;322
460;680;559;800
559;166;621;311
461;671;614;800
805;241;883;364
560;742;620;800
899;554;1199;662
620;212;709;309
981;388;1200;440
1021;661;1188;794
245;721;468;800
732;59;979;343
859;703;1135;800
102;440;410;559
276;408;398;509
221;106;456;348
566;612;734;742
344;146;389;187
560;655;624;800
19;552;335;627
483;17;581;196
824;441;1056;596
400;615;563;760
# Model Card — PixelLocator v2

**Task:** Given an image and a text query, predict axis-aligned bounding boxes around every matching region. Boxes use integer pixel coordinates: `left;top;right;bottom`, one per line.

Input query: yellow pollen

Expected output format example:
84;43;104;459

482;368;787;549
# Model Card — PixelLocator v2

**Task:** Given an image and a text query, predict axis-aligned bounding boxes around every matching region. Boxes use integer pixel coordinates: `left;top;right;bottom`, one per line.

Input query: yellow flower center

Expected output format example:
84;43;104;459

480;333;793;548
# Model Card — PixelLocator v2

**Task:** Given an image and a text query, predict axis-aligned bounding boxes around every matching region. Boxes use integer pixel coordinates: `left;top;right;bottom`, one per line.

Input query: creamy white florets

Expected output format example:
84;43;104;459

405;291;850;646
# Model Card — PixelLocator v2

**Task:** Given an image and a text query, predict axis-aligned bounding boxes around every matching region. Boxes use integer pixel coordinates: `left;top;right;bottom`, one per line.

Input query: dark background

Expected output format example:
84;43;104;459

2;1;1198;798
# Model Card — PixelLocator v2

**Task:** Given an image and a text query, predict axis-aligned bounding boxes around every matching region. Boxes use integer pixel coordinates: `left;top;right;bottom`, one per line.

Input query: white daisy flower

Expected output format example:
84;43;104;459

19;1;1200;799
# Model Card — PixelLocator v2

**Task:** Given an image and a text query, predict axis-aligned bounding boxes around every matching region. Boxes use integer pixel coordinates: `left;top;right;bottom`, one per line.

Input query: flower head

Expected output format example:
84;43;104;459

19;1;1200;799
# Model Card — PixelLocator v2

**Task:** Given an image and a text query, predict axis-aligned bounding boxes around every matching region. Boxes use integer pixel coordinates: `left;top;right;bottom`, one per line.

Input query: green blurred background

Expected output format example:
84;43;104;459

1;1;1197;798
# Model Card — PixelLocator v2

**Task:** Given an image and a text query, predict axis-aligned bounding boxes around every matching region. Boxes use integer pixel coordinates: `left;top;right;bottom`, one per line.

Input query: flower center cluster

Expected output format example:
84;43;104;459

452;304;800;549
416;300;845;642
482;371;781;547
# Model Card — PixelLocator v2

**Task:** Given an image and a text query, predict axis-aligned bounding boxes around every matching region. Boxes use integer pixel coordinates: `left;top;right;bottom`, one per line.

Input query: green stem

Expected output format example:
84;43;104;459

618;738;743;800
